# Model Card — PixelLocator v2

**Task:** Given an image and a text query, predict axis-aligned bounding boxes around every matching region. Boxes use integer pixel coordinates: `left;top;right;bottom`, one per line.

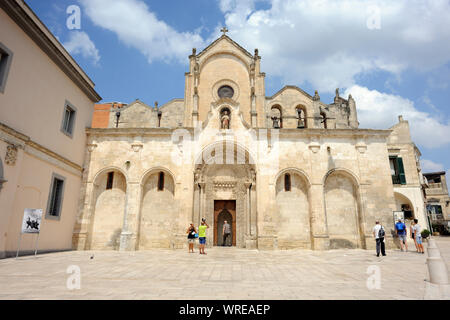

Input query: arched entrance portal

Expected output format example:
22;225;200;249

193;141;257;248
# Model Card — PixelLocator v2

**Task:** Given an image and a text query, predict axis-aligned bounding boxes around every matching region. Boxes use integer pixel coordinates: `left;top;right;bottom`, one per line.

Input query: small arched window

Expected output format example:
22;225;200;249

106;172;114;190
158;172;165;191
271;106;282;128
284;174;291;192
320;112;327;129
296;106;307;129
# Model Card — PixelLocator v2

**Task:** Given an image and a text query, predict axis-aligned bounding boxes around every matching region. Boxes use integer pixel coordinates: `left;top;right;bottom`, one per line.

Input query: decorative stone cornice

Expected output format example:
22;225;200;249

87;144;97;153
131;143;143;152
355;142;367;154
214;181;237;189
0;121;82;174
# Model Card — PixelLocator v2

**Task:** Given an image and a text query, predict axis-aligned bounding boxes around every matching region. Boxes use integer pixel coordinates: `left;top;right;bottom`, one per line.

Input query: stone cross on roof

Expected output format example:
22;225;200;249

221;27;229;35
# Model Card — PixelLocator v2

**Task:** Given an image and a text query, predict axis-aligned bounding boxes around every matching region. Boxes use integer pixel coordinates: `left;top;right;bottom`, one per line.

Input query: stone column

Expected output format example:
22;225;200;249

251;93;257;127
193;92;199;126
309;184;330;250
198;182;206;227
73;181;96;250
244;182;252;235
251;183;257;238
119;181;141;251
193;183;202;228
245;182;257;249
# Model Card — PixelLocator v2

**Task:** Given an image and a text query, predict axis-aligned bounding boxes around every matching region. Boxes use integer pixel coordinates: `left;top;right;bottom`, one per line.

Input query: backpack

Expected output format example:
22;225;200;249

396;223;405;232
378;226;385;238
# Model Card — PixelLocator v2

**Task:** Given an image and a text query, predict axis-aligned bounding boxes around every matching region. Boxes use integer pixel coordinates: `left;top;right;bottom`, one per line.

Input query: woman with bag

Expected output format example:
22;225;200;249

186;223;197;253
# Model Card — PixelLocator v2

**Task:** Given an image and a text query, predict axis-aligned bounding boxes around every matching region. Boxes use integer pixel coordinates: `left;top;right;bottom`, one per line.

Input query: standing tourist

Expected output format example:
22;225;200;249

222;220;231;246
198;218;209;255
413;219;424;254
373;220;386;257
410;220;418;251
186;223;197;253
395;219;408;252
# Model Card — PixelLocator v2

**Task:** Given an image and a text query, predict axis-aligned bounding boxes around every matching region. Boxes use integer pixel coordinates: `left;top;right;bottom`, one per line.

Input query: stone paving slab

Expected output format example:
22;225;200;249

0;238;449;300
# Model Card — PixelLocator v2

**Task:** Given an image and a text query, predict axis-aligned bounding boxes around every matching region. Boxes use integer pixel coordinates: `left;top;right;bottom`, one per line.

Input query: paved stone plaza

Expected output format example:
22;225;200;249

0;238;449;300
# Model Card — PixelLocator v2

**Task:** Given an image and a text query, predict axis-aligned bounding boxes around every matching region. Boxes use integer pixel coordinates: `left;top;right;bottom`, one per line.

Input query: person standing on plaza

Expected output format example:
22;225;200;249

373;220;386;257
413;219;424;254
410;220;418;251
395;219;408;252
198;218;209;255
186;223;197;253
222;220;231;246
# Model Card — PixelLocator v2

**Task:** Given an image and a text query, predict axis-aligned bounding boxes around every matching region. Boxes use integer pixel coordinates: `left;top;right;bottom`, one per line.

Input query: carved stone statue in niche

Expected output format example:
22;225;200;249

220;109;230;129
194;168;201;183
5;144;18;166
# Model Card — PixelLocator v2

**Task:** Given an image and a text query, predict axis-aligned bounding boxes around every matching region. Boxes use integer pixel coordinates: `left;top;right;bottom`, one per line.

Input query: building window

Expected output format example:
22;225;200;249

296;107;307;129
46;174;66;219
320;112;327;129
271;106;282;129
218;85;234;99
401;204;414;220
390;156;406;185
158;172;165;191
0;42;13;94
61;101;77;137
106;172;114;190
428;204;444;220
284;174;291;192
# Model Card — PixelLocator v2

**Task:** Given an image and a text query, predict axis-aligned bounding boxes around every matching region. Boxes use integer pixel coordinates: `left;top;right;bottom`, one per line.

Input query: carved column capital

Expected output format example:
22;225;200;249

87;144;97;152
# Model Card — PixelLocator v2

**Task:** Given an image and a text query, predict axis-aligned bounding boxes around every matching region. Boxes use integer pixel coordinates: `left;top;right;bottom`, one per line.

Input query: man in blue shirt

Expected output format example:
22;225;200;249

395;219;408;252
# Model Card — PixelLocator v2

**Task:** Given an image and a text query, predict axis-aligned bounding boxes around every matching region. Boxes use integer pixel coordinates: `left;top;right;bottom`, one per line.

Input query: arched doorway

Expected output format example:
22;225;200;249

275;170;312;249
394;192;415;221
193;141;256;248
89;169;127;250
324;170;365;249
138;169;176;249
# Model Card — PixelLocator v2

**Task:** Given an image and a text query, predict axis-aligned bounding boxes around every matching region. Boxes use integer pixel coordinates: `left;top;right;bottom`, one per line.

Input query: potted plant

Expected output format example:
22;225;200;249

421;229;431;239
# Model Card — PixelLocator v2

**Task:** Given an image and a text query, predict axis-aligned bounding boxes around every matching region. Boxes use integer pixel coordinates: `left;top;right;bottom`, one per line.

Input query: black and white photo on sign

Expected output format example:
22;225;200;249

21;209;43;234
393;211;405;224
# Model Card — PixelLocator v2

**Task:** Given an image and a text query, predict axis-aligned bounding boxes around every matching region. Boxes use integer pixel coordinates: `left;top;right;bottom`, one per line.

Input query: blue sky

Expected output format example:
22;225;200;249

27;0;450;175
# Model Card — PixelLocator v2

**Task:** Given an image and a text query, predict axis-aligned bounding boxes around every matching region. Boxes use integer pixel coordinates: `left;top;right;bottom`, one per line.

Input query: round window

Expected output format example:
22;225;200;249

218;85;234;99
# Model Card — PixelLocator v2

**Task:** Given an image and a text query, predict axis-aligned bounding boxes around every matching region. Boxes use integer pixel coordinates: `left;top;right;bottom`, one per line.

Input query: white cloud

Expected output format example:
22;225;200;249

218;0;450;92
421;159;444;173
344;85;450;148
63;31;100;65
78;0;205;64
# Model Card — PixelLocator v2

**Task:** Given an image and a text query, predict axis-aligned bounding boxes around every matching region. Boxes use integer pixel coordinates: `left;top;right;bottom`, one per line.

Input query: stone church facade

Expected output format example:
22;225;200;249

72;34;428;252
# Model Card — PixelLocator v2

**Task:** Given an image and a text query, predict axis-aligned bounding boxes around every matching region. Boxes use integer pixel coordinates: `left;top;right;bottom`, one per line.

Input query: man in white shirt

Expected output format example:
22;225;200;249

373;220;386;257
413;219;424;254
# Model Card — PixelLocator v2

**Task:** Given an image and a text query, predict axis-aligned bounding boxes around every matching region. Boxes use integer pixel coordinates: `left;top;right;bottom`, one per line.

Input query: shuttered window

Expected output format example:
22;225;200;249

389;156;406;185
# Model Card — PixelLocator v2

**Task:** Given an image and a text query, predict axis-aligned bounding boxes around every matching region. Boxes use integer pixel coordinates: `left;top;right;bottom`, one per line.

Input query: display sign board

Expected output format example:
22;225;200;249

393;211;405;224
21;209;42;234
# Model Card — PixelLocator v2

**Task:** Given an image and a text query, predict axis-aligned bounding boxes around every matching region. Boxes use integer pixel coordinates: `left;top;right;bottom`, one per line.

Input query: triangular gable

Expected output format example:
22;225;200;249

266;86;313;100
120;99;153;112
197;35;254;59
